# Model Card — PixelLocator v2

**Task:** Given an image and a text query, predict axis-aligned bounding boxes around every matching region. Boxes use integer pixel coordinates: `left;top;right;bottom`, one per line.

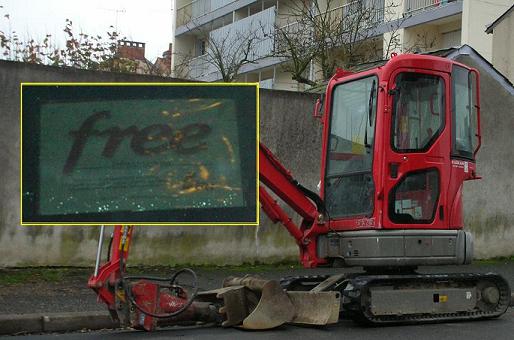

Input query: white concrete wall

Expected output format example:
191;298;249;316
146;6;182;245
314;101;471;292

273;66;307;91
0;60;323;266
173;35;196;78
491;9;514;83
461;0;512;61
1;56;514;266
383;0;405;56
384;0;512;59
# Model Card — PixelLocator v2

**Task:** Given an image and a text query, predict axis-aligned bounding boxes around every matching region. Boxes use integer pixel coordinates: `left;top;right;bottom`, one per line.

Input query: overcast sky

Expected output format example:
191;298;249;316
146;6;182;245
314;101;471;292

0;0;174;61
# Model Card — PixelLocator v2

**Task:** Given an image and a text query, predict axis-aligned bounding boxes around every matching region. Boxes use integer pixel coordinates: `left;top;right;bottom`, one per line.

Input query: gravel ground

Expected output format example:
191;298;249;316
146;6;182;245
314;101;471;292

1;261;513;315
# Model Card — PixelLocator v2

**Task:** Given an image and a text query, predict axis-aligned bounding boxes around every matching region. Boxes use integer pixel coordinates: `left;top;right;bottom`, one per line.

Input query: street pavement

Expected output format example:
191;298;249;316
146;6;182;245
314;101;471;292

2;262;514;314
9;310;514;340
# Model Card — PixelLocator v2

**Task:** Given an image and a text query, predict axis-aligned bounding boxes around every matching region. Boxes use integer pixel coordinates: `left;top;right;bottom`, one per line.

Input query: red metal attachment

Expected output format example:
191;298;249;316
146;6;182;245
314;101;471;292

88;225;133;312
130;281;190;331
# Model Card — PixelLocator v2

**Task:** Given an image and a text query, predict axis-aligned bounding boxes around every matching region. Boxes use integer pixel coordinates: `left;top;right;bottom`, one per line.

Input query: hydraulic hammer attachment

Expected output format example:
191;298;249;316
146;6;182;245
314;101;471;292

89;226;340;331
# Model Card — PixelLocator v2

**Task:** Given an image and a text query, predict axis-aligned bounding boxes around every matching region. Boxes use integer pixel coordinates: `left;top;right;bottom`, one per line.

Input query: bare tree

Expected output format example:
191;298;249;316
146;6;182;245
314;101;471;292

172;50;193;79
0;7;169;76
203;25;265;82
175;12;273;82
274;17;318;85
274;0;404;86
382;21;403;59
403;30;438;54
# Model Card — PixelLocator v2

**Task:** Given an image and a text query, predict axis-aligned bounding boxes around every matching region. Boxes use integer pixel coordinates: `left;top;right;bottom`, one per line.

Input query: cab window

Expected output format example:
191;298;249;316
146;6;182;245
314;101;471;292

392;73;445;152
452;65;478;159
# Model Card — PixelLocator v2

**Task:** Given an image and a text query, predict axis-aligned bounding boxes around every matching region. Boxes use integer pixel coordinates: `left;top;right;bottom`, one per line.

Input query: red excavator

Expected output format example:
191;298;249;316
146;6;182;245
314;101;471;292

88;54;511;331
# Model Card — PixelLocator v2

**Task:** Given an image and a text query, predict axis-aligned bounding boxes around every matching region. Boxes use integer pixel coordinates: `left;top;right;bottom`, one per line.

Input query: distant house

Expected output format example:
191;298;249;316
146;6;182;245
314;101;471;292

115;40;172;76
486;4;514;83
154;43;173;76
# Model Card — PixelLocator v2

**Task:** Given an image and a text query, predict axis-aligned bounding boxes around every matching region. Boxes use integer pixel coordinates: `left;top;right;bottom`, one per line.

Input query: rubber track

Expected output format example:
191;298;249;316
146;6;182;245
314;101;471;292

346;272;511;324
281;272;511;325
280;275;331;290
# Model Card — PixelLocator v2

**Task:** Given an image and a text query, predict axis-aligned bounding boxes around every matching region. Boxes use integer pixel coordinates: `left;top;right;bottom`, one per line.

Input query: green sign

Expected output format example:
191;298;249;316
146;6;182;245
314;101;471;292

22;85;257;224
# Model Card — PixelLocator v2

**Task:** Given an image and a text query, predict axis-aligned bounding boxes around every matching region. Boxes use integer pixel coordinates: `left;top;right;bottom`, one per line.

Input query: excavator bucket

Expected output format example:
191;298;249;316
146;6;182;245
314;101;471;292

196;276;340;329
222;276;295;329
219;276;340;329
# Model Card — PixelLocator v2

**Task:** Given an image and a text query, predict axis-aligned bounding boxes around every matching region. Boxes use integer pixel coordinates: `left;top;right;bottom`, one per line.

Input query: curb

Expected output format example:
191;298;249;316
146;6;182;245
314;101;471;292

0;311;119;335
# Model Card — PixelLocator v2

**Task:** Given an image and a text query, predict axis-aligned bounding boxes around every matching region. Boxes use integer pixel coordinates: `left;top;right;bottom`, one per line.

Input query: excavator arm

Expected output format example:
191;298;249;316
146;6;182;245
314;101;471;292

87;143;337;331
258;143;321;244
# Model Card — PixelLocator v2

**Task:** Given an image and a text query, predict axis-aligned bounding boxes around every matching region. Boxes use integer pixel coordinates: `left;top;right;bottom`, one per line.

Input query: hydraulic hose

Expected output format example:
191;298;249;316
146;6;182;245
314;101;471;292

116;227;199;319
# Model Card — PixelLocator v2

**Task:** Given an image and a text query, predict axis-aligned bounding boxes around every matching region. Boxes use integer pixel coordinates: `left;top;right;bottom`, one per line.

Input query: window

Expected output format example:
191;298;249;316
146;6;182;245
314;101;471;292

195;39;206;57
452;65;478;159
389;169;440;224
441;29;461;48
392;73;445;152
325;76;377;218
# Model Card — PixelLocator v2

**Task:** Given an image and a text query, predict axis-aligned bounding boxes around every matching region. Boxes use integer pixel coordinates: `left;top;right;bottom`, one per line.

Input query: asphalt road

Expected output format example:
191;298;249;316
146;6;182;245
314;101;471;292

2;262;514;339
11;310;514;340
2;262;514;314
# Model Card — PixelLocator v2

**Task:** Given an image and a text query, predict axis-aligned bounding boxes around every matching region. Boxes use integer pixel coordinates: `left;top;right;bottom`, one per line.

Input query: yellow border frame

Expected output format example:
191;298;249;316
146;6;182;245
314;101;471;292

20;82;260;226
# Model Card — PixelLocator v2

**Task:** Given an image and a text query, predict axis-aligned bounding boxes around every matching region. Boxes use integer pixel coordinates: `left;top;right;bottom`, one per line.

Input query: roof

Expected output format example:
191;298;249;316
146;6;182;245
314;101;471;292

306;45;514;95
443;44;514;94
485;4;514;34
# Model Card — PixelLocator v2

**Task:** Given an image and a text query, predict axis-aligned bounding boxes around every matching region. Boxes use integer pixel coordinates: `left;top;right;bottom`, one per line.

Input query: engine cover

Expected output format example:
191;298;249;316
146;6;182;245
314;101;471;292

317;229;473;267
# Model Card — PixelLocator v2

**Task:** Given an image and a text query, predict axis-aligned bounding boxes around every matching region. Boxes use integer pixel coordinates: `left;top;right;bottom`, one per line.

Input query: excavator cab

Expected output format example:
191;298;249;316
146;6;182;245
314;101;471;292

309;55;482;268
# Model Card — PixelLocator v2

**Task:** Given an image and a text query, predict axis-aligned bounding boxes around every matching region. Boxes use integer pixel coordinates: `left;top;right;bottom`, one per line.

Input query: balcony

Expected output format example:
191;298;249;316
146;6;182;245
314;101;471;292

404;0;460;16
187;6;276;80
275;0;385;51
398;0;462;31
337;0;385;29
176;0;236;27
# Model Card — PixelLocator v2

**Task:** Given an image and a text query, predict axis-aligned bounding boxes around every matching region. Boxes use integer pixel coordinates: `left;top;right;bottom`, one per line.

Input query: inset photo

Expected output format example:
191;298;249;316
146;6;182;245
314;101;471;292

21;83;258;225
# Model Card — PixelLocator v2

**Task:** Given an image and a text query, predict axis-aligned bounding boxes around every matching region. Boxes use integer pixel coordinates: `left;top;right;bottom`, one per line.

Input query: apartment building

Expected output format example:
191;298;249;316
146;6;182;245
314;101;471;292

173;0;513;91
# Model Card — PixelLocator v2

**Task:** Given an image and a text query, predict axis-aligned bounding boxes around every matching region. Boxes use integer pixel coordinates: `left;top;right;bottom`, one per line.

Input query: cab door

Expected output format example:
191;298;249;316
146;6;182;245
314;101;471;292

382;69;451;229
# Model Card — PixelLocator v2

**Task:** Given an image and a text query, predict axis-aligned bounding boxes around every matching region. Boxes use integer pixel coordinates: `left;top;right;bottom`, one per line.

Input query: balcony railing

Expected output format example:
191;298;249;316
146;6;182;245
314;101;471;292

189;54;211;79
404;0;459;16
259;78;274;89
185;1;387;80
176;0;236;27
275;0;385;51
334;0;385;30
187;6;276;80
